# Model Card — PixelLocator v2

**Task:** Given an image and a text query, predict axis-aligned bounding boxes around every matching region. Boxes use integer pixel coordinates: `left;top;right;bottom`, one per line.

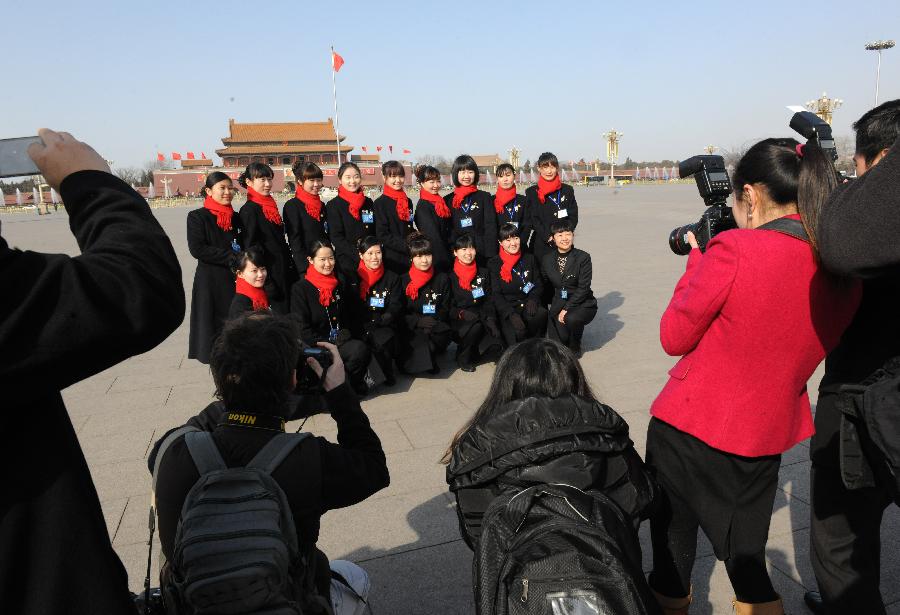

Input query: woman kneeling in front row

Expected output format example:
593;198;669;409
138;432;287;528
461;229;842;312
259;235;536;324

291;240;371;395
489;223;547;346
355;236;402;387
401;233;451;375
448;234;502;372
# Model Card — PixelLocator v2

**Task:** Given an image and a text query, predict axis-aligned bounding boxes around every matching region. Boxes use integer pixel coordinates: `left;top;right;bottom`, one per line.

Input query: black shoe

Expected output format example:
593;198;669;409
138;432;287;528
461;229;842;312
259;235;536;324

459;365;475;373
804;591;825;614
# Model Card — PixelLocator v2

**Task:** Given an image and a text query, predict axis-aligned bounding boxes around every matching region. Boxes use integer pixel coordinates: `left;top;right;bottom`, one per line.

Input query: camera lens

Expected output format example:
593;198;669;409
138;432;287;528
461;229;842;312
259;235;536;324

669;224;694;255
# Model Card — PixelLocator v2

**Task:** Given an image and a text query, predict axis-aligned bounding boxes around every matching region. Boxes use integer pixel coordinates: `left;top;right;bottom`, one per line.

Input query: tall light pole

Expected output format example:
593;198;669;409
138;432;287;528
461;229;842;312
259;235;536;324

865;40;895;106
705;145;717;155
508;147;520;171
603;130;622;188
806;92;843;125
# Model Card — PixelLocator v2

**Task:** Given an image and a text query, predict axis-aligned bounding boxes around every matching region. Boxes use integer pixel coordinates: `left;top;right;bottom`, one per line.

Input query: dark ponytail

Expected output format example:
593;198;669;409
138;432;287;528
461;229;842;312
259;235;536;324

732;138;837;260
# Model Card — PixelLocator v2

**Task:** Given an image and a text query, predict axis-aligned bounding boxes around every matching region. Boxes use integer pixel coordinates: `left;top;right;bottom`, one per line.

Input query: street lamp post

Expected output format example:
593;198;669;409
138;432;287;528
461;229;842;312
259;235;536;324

508;147;520;172
602;130;622;187
806;92;843;125
865;40;895;106
705;145;717;155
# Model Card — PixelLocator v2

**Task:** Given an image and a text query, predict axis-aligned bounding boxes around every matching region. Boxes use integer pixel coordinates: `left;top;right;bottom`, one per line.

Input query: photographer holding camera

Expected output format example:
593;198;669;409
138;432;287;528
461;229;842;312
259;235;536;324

805;100;900;615
646;139;860;614
1;129;184;615
149;313;389;614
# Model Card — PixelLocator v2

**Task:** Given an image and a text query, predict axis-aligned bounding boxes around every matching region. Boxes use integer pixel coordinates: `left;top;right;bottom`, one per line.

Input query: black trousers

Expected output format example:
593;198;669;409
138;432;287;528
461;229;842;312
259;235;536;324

365;326;397;380
547;305;597;350
499;305;548;347
402;326;451;373
453;320;484;368
810;393;893;614
646;418;780;604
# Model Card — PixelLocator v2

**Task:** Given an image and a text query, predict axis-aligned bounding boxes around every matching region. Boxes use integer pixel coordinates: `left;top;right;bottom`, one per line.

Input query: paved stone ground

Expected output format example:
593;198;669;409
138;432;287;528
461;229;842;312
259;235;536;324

3;184;898;614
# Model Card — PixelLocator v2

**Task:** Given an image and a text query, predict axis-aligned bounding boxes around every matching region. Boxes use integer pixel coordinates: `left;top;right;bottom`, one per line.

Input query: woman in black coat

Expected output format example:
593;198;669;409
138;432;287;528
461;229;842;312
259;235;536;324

374;160;415;273
187;172;244;363
283;162;328;275
237;162;297;314
413;164;452;272
401;233;452;374
290;240;371;395
444;155;497;264
228;247;271;318
444;338;656;550
492;163;531;248
489;223;548;346
326;162;376;278
448;234;501;372
541;219;597;356
525;152;579;265
354;236;402;387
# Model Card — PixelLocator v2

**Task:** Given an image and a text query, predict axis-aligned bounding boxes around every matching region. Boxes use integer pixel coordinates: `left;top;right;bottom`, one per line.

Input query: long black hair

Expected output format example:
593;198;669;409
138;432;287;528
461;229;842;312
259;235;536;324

441;338;596;463
732;137;838;260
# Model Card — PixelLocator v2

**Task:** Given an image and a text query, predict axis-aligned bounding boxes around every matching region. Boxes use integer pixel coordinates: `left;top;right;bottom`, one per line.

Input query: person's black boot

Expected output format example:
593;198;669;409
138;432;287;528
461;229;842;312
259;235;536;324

803;591;825;614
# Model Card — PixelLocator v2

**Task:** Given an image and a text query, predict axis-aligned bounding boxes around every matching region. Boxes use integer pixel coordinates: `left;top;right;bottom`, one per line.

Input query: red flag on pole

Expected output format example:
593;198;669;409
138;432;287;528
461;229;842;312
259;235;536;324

362;146;368;153
201;152;208;159
187;152;195;160
172;152;182;160
403;149;411;154
157;152;165;162
388;145;393;154
332;50;345;72
376;146;382;152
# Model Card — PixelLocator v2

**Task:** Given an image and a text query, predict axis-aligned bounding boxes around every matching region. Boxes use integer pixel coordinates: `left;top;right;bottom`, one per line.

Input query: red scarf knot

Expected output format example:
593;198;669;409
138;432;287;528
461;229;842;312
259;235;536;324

405;265;434;300
235;276;269;310
499;248;522;283
537;175;562;204
453;258;477;290
339;186;366;220
383;185;410;222
295;186;323;221
493;185;517;214
203;196;234;231
357;260;384;300
419;189;450;218
247;186;282;226
304;268;339;306
452;185;478;208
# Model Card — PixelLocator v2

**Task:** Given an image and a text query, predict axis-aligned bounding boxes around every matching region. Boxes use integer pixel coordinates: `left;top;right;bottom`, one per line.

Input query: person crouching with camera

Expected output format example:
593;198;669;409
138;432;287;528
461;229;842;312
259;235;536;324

645;139;861;615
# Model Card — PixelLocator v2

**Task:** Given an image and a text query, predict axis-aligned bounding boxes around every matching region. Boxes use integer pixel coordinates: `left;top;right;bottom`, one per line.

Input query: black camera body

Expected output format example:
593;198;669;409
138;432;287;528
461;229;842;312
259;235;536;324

669;155;737;255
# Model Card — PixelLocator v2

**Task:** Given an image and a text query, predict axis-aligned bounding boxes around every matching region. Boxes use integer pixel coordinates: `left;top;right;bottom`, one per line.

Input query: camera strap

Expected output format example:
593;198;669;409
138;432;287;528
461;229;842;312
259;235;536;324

757;217;809;243
219;412;286;432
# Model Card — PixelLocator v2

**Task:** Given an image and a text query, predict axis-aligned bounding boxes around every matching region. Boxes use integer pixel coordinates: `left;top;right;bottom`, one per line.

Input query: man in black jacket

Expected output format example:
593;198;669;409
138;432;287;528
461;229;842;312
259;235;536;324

0;129;185;614
150;313;389;610
806;100;900;614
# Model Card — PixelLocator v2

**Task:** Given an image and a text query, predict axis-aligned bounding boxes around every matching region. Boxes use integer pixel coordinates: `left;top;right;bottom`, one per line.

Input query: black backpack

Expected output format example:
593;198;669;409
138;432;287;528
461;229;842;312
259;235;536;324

474;483;660;615
165;431;331;615
835;356;900;503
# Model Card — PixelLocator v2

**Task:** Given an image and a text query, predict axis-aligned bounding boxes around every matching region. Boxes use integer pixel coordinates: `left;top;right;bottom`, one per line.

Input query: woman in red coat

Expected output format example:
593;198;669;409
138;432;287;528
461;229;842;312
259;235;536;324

646;139;861;615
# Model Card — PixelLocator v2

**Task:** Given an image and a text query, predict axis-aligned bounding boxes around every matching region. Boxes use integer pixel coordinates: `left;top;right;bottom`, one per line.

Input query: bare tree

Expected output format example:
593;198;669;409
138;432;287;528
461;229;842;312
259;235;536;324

416;154;452;174
834;135;855;174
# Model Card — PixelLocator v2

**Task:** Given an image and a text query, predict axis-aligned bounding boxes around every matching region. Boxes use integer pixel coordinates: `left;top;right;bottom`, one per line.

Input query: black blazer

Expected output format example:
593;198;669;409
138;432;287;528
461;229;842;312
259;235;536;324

444;190;498;258
493;194;531;248
374;194;415;271
290;274;357;343
414;199;452;272
354;269;404;328
326;195;377;274
283;197;328;275
525;183;578;261
488;253;544;318
448;266;495;319
228;293;256;318
401;272;451;330
541;248;597;317
238;199;297;307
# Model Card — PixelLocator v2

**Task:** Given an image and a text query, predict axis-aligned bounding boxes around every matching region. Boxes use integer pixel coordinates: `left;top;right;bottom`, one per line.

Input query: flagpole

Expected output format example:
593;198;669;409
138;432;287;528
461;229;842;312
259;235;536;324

331;46;341;166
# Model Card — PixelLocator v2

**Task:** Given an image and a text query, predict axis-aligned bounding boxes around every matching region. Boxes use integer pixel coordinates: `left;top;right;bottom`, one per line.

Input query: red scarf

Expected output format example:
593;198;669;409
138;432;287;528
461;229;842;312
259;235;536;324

452;184;478;208
203;196;234;231
304;268;339;306
295;186;323;220
493;185;517;213
499;248;521;283
405;265;434;300
235;276;269;310
383;185;410;222
419;189;450;218
247;186;282;225
537;175;562;203
339;185;366;220
357;260;384;300
453;258;477;290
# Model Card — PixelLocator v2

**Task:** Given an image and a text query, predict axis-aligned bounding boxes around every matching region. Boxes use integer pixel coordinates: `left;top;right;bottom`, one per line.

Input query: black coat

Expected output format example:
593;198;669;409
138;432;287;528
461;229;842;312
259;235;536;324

541;247;597;317
493;194;531;248
401;271;452;331
413;199;452;272
283;197;328;275
525;183;578;261
325;195;376;275
445;189;498;258
374;193;415;272
238;199;297;312
446;395;657;549
0;171;184;615
488;253;544;318
290;274;358;343
448;266;496;338
187;208;243;363
228;293;255;318
354;270;404;349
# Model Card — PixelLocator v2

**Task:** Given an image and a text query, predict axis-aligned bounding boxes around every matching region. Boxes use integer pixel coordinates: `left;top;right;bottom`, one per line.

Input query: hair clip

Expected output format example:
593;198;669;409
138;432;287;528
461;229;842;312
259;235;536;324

795;143;805;158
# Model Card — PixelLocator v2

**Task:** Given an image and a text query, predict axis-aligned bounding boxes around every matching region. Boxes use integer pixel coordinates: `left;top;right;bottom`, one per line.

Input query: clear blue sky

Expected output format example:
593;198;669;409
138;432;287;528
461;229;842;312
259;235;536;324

4;0;898;169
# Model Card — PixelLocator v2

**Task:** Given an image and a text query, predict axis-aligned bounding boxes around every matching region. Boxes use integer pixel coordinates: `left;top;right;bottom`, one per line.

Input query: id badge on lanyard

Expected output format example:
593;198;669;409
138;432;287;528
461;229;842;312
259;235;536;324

549;190;567;218
362;210;374;224
460;197;474;228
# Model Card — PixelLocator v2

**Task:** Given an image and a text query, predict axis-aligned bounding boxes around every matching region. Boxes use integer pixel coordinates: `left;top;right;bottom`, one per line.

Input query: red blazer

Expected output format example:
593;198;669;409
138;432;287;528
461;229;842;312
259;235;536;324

650;215;861;456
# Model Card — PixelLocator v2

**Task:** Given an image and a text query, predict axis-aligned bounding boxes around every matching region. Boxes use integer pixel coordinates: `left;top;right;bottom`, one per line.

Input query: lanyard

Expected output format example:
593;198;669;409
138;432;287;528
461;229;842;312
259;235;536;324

504;199;518;220
460;197;472;215
511;266;528;285
547;190;563;209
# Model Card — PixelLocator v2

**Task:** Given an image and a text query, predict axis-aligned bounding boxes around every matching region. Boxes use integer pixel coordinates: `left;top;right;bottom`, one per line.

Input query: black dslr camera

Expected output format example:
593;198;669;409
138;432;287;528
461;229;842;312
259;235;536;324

668;155;737;255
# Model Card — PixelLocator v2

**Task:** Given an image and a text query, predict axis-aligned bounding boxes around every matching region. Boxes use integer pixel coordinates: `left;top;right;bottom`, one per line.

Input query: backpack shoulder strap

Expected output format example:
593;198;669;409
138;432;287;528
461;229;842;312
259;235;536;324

247;432;312;474
757;217;809;242
152;425;200;495
184;431;227;475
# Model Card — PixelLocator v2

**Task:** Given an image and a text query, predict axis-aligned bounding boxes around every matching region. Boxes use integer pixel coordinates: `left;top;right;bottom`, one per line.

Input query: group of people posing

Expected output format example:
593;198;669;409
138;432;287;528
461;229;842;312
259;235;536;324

186;152;597;393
